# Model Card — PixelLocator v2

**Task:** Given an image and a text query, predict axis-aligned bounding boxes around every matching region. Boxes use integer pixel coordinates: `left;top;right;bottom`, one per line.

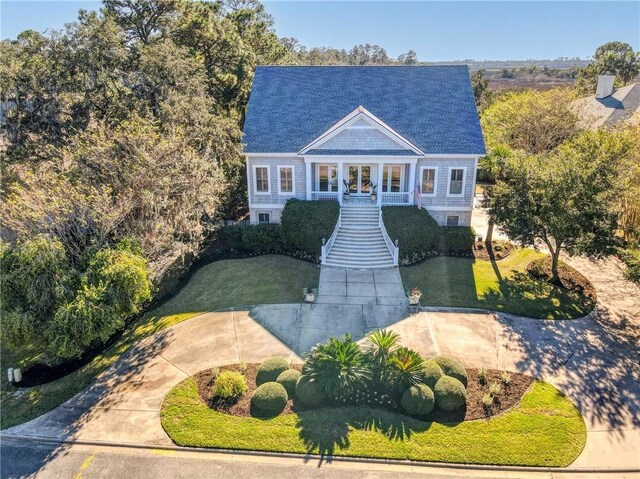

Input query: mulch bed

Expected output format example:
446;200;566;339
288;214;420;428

527;257;597;304
195;364;533;422
473;240;514;261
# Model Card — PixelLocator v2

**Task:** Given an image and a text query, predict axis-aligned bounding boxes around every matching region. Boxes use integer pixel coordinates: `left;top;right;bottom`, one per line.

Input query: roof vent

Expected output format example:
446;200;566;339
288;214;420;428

595;74;615;99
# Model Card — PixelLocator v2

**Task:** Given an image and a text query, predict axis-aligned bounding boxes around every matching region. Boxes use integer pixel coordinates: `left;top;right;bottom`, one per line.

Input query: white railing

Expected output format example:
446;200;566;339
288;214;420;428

311;191;339;201
379;209;399;266
381;192;410;205
321;210;342;264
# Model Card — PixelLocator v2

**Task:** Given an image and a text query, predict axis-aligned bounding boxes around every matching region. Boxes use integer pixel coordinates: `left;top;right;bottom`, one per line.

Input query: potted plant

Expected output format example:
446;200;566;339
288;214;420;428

342;180;351;200
369;183;377;202
303;287;318;303
407;287;422;306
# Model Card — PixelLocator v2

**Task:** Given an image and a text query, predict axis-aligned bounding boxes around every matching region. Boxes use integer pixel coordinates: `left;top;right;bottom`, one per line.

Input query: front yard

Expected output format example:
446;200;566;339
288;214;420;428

162;373;586;467
401;248;594;319
0;255;319;430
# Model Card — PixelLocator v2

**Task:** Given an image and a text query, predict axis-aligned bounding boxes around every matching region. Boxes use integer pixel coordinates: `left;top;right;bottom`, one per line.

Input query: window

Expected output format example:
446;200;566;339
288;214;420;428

446;215;459;226
448;168;465;196
254;166;270;194
382;165;402;193
421;168;436;195
278;165;294;194
318;165;338;192
258;213;270;224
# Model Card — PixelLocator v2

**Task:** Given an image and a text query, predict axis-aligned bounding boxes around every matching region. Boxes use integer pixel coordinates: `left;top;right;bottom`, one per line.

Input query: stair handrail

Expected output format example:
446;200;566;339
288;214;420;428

378;208;399;266
321;209;342;264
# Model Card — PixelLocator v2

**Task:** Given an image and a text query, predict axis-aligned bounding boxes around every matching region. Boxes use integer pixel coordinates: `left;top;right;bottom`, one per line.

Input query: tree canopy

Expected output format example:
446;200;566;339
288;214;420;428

575;41;640;94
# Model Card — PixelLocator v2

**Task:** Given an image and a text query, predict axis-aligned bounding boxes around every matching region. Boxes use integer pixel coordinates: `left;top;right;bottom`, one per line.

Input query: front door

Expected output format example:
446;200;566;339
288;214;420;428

348;165;371;195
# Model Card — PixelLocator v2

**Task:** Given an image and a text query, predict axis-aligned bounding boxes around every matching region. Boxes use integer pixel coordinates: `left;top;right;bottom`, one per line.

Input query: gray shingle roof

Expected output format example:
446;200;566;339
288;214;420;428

243;66;486;155
305;149;418;156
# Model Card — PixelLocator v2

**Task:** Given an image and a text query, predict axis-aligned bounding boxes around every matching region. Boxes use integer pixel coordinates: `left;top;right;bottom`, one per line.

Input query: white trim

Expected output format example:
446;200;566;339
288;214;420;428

380;164;405;194
419;166;438;197
422;154;484;159
252;164;271;195
315;163;339;192
245;153;299;158
277;164;295;195
446;166;467;197
257;212;271;224
249;203;285;209
471;156;479;207
298;106;425;155
304;156;418;163
445;215;460;226
425;205;473;212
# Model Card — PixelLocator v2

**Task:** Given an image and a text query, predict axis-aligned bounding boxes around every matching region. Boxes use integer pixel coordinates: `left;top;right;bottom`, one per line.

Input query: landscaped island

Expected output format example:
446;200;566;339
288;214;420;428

161;331;586;466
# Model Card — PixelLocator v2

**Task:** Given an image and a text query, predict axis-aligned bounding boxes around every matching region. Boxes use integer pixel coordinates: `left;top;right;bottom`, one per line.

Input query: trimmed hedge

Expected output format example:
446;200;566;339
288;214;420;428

401;384;435;416
434;376;467;411
251;382;288;414
295;375;325;407
240;224;283;253
281;199;340;255
256;357;290;386
276;369;302;398
382;206;439;261
620;248;640;283
436;227;476;254
434;356;468;387
422;359;444;389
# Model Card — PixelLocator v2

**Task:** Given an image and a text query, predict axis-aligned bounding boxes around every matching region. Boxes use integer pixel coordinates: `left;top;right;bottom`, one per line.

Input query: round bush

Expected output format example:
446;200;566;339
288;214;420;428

256;357;290;386
251;382;288;414
401;384;435;416
276;369;301;398
295;375;325;408
434;376;467;411
213;371;247;399
422;359;443;389
434;356;468;387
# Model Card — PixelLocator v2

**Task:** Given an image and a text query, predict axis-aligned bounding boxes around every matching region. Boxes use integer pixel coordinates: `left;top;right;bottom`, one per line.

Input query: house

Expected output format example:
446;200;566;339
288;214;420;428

242;66;486;267
575;74;640;129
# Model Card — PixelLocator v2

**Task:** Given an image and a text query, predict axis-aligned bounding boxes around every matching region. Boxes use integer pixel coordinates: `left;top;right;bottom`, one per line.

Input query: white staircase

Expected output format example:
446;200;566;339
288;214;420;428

324;204;395;268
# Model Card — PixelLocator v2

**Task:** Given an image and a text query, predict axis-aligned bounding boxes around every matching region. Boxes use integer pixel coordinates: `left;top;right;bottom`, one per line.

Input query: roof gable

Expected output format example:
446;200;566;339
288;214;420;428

299;106;423;155
243;66;486;155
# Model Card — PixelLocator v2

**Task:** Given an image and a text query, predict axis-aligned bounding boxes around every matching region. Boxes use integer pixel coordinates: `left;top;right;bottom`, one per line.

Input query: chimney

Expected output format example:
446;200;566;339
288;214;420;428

595;75;615;99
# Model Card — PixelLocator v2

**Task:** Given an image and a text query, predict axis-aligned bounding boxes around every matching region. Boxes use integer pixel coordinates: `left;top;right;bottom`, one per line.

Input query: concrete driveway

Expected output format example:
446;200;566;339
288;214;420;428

3;257;639;470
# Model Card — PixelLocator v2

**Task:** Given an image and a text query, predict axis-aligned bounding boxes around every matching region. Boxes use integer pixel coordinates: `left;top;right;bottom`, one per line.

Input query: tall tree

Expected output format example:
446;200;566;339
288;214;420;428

479;145;513;244
471;69;491;109
488;130;628;283
575;41;640;94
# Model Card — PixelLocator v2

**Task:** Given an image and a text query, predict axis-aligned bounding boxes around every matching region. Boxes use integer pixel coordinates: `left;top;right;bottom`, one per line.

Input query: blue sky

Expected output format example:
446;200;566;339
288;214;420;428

1;1;638;61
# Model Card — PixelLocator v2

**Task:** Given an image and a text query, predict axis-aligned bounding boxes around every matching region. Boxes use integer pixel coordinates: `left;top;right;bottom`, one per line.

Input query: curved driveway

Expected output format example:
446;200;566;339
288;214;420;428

3;257;639;470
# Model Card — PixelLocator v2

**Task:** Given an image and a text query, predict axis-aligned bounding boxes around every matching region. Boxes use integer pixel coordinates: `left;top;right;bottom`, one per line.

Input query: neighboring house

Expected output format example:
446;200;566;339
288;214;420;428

242;66;486;267
575;74;640;129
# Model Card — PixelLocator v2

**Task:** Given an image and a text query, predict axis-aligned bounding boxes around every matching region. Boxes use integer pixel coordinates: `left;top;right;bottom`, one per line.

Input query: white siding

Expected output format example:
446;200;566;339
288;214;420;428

415;158;476;209
247;157;306;206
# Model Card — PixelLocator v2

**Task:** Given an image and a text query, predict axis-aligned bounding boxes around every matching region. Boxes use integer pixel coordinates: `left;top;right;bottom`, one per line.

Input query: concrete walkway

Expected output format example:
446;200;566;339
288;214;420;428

317;266;408;306
3;258;639;470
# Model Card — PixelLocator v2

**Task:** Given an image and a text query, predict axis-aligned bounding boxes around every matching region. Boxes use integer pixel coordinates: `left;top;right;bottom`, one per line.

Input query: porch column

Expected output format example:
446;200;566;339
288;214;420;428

377;162;384;206
305;161;312;200
408;161;416;205
337;161;343;205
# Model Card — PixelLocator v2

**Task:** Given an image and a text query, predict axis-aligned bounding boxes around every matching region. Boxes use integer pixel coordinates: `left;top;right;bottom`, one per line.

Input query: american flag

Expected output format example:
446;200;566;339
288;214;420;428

414;183;422;209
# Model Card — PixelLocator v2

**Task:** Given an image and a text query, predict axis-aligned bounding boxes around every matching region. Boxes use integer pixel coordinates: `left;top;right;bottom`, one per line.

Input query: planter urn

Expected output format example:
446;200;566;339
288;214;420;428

305;293;316;303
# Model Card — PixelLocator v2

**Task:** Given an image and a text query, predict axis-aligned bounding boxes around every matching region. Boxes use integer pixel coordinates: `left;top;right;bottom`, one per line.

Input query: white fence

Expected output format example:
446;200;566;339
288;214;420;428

320;210;342;264
381;192;410;205
379;209;399;265
311;191;339;201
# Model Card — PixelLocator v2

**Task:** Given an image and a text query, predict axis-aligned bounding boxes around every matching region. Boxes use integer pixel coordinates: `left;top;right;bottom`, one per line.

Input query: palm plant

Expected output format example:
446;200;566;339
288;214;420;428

302;334;371;399
390;347;425;392
363;329;400;385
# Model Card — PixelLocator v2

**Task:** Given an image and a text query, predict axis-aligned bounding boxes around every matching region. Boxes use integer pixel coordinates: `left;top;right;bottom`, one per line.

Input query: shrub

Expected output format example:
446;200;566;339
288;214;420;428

256;357;290;385
276;369;302;398
489;381;502;396
435;227;475;254
390;347;425;392
382;206;439;262
302;334;370;399
434;356;468;387
422;359;443;389
364;329;400;385
251;382;288;414
434;376;467;411
501;371;511;386
281;199;340;255
240;224;283;253
210;366;220;381
478;367;487;385
400;384;435;416
620;248;640;283
295;375;325;407
482;392;494;408
214;371;247;399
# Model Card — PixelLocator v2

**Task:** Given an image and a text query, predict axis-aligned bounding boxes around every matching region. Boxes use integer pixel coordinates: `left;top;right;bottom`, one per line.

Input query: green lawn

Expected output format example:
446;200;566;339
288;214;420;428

0;255;319;430
401;249;594;319
161;379;586;467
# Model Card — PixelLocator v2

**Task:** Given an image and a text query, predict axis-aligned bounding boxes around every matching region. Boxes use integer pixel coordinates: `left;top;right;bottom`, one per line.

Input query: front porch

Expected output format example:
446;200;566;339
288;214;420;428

305;159;416;206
